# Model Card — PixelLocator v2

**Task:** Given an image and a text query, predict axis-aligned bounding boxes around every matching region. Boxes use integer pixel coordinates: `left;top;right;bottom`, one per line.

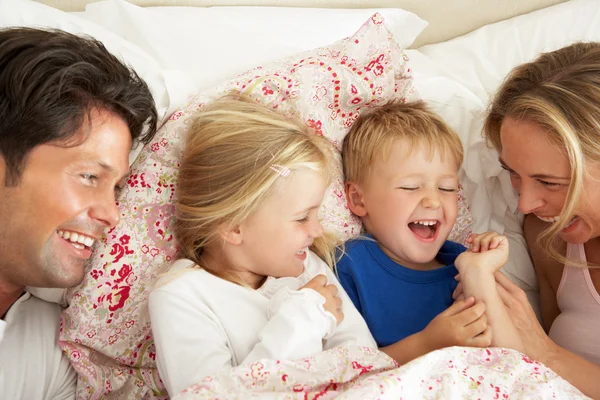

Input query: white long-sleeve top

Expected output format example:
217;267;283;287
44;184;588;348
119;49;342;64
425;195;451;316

149;250;376;396
0;292;76;400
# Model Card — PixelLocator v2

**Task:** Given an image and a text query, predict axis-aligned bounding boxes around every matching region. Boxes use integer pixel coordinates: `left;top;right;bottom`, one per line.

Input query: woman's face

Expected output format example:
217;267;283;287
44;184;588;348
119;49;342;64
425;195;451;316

499;117;600;244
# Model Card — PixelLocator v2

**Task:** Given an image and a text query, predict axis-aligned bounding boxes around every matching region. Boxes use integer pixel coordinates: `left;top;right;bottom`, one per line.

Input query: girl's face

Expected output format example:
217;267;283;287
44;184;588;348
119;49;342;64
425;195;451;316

234;167;328;286
500;117;600;244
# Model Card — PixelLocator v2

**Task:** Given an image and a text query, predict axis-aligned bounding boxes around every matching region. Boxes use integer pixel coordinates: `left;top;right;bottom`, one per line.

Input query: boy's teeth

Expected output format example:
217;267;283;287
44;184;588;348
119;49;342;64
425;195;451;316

414;220;436;226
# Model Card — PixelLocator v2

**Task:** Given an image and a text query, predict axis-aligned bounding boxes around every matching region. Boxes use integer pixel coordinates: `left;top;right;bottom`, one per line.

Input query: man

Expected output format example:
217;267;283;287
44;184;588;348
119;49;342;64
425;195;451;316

0;27;158;399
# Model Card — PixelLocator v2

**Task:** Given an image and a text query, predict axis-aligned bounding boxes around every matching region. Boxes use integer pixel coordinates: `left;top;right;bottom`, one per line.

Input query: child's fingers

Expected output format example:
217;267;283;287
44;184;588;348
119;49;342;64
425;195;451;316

452;281;463;300
464;311;488;338
489;234;505;250
470;325;493;347
441;296;475;316
454;300;486;325
477;231;499;252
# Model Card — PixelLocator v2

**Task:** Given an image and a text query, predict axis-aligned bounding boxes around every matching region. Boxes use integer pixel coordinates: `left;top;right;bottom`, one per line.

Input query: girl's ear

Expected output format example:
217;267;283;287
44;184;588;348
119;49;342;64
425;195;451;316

219;224;244;246
345;181;368;217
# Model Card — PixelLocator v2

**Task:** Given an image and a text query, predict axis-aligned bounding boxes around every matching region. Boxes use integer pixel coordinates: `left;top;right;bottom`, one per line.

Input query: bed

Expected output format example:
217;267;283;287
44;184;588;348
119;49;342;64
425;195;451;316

2;0;598;398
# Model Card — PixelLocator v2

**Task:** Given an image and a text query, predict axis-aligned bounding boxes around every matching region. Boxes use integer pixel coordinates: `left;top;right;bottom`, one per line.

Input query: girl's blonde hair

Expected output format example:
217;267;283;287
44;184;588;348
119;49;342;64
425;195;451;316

484;42;600;265
174;96;338;284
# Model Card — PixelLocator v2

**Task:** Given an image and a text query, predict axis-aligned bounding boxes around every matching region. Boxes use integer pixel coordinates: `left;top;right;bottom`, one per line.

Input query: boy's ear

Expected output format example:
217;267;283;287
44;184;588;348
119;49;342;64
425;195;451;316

218;223;244;246
345;181;368;217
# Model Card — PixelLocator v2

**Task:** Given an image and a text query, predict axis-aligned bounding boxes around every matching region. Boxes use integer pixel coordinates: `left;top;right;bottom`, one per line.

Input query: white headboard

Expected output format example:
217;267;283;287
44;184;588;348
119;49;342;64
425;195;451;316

35;0;568;47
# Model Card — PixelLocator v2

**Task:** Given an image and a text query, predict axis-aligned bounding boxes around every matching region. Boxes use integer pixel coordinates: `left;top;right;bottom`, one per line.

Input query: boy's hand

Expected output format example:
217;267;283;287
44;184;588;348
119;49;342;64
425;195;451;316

455;232;509;275
422;297;492;350
301;274;344;325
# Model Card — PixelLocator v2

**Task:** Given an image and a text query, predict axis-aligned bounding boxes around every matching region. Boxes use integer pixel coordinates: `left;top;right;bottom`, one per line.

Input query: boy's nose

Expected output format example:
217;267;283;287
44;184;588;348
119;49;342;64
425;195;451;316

421;193;441;209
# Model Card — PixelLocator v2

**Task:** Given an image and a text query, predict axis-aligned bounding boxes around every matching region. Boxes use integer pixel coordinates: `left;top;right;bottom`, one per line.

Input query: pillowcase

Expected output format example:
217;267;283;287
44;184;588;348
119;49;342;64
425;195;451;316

58;12;473;398
78;0;428;92
0;0;190;123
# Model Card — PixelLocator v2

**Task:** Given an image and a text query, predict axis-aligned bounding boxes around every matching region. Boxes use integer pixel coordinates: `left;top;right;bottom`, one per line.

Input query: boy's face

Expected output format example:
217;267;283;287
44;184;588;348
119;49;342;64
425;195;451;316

347;138;459;269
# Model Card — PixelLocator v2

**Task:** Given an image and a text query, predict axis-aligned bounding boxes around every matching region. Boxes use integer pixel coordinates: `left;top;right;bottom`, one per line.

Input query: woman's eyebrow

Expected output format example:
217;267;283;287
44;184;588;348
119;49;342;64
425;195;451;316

499;158;570;180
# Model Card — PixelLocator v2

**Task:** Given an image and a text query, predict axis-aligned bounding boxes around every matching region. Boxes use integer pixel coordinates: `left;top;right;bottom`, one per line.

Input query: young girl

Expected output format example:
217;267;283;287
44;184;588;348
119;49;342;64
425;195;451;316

148;97;376;396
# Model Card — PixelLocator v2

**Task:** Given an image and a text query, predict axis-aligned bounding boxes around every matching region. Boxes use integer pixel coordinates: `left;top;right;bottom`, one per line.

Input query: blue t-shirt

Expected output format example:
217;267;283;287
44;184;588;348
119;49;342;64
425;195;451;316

336;237;465;347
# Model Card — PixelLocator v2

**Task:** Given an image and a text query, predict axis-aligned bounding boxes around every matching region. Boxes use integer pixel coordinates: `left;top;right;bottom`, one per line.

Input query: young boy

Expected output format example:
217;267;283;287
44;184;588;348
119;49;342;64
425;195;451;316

338;100;522;365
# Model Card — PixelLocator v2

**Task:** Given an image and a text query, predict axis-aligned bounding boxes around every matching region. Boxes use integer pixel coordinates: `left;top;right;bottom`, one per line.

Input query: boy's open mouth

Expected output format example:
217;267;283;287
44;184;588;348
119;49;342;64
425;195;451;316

408;220;440;240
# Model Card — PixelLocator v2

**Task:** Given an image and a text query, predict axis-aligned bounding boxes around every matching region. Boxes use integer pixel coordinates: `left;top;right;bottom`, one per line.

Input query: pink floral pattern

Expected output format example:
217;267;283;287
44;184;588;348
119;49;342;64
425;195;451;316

59;13;473;399
175;346;587;399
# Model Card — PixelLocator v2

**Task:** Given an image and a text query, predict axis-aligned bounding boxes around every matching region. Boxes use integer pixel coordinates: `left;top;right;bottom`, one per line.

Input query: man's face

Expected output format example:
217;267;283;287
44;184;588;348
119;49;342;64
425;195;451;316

0;109;132;290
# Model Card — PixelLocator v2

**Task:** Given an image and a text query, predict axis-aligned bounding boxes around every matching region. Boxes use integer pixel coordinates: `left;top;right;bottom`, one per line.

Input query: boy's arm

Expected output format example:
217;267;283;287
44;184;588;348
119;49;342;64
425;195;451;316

382;297;490;365
380;331;432;365
461;270;523;350
456;233;523;351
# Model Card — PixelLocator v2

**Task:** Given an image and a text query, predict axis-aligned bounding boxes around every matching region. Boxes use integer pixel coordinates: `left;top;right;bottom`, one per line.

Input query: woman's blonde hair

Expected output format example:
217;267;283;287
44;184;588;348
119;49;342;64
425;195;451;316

484;42;600;265
174;96;338;284
343;100;464;185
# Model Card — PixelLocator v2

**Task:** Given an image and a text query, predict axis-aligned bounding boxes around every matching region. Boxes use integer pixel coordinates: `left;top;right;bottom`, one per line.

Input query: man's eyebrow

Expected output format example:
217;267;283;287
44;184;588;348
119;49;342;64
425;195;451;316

499;158;570;180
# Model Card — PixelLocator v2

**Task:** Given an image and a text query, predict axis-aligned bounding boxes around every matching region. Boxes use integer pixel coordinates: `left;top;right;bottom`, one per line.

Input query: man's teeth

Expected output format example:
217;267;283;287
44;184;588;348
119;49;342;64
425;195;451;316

413;220;437;226
57;230;95;247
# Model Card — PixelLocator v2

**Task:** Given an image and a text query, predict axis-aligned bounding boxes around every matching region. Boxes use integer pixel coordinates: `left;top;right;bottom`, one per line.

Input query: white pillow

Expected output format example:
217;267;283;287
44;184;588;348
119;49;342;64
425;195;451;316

0;0;189;123
78;0;428;92
405;0;600;319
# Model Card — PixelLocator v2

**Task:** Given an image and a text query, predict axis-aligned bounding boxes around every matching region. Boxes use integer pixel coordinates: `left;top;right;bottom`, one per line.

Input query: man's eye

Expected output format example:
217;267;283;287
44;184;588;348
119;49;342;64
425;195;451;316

80;174;98;182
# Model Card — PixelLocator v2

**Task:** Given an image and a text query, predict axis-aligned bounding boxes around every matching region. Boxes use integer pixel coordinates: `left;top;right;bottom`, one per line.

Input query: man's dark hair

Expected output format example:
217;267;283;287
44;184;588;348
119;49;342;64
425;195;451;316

0;27;159;185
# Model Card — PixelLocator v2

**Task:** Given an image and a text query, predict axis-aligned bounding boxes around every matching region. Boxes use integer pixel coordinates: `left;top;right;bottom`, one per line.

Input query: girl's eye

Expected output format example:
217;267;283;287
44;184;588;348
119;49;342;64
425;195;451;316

297;216;310;224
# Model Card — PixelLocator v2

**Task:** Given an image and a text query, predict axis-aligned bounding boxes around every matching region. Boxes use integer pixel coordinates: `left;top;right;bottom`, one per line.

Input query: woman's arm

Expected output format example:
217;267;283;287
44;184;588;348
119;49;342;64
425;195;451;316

495;271;600;399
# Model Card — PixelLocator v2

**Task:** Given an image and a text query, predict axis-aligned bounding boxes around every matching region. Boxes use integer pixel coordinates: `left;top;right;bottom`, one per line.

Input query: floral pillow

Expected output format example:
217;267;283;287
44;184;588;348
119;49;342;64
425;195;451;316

59;13;473;399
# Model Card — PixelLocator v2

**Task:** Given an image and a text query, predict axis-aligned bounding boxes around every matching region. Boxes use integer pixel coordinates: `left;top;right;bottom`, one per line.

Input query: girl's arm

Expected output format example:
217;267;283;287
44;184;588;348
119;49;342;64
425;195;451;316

149;274;338;396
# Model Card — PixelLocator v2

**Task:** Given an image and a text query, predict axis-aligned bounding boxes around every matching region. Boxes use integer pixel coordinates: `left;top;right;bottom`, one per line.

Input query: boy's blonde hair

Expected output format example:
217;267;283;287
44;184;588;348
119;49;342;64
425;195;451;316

342;100;464;185
174;96;339;284
484;42;600;265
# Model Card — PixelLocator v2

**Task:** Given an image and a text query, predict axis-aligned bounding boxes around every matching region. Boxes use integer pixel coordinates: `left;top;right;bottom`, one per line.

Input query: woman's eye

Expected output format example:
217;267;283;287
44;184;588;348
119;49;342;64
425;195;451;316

538;180;562;188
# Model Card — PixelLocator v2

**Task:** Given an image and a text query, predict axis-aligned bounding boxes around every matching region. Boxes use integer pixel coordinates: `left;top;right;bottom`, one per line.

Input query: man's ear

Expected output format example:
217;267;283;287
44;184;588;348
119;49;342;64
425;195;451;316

345;181;368;217
218;223;244;246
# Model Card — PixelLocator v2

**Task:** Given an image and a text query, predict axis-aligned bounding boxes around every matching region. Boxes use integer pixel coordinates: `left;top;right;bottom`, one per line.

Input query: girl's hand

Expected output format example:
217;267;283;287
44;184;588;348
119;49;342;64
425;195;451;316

301;274;344;325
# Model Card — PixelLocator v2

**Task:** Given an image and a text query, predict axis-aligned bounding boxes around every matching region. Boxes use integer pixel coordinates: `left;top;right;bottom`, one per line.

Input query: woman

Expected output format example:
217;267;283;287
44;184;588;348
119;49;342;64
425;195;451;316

483;42;600;399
